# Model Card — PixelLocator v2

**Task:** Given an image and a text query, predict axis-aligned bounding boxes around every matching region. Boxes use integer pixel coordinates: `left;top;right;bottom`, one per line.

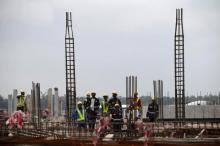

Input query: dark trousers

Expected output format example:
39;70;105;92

17;106;24;112
88;111;97;133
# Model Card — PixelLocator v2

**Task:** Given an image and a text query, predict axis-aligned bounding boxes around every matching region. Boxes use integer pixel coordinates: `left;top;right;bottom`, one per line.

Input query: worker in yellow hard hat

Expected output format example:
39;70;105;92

131;92;142;121
101;95;109;116
146;96;158;122
108;92;122;114
73;101;86;136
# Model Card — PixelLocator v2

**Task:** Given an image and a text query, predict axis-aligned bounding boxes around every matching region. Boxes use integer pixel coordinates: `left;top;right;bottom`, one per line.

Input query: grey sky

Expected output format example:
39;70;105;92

0;0;220;98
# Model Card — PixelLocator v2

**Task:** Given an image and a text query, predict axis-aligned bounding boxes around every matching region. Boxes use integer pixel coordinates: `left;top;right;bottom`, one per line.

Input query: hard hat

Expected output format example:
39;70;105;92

115;103;120;107
86;92;90;96
151;96;155;100
103;94;108;97
112;91;117;95
77;101;82;105
134;92;138;96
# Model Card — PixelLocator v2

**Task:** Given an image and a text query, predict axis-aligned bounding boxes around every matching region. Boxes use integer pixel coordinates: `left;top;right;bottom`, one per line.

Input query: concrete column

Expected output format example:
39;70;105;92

54;87;59;117
8;94;13;116
47;88;52;114
12;89;18;112
35;83;41;125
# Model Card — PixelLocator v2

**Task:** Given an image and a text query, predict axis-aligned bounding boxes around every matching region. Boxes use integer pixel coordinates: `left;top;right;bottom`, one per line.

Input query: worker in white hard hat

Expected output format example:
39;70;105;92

17;90;26;112
108;92;122;114
88;92;100;134
146;96;158;122
84;92;91;112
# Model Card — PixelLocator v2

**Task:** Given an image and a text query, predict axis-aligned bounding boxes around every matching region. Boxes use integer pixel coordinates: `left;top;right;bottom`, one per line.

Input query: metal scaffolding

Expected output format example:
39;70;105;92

65;12;76;122
174;8;185;119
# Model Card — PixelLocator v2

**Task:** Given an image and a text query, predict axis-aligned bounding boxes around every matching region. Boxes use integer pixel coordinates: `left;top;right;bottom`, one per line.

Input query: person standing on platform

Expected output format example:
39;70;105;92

131;92;142;121
146;96;158;122
108;92;122;114
101;95;110;117
17;91;26;112
73;101;86;136
88;92;100;134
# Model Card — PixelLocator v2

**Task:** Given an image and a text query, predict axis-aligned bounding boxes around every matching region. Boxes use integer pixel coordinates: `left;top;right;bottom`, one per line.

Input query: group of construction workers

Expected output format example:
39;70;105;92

73;91;159;134
14;90;159;134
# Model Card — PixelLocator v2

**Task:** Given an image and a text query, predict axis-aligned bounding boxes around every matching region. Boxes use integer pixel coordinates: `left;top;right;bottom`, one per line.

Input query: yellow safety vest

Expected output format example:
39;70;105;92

17;95;25;107
101;101;109;113
133;98;141;110
76;108;85;121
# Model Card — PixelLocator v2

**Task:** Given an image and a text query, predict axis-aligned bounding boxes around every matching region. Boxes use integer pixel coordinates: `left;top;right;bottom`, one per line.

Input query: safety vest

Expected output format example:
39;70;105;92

76;108;85;121
17;95;25;107
101;101;109;113
133;97;141;110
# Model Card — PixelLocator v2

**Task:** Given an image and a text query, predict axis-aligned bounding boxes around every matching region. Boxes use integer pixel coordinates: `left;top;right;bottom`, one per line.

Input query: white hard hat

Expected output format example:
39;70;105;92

151;96;155;100
115;103;120;107
86;92;90;96
77;101;82;105
112;91;118;95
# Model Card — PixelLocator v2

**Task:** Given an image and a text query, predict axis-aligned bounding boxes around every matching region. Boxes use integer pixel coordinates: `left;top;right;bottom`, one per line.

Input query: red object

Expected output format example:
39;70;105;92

6;111;24;129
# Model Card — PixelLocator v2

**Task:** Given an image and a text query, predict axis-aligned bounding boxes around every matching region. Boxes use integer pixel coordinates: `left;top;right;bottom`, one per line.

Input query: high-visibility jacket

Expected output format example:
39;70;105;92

133;97;141;110
17;95;25;108
101;101;109;113
76;108;85;122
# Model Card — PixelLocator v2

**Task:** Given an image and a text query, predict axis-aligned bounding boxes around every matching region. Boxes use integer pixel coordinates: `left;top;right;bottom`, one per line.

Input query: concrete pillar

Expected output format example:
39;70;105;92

31;82;41;127
54;87;59;117
31;82;36;123
8;94;13;116
25;95;32;114
35;83;41;125
47;88;52;114
153;80;164;119
12;89;18;112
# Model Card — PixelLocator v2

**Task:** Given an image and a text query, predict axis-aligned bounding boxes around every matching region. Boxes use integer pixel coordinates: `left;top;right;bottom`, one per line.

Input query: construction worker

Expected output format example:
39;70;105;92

131;92;142;121
17;91;25;112
88;92;100;134
73;101;86;135
111;103;123;132
84;92;91;109
146;96;158;122
101;95;109;117
84;92;91;121
108;92;122;114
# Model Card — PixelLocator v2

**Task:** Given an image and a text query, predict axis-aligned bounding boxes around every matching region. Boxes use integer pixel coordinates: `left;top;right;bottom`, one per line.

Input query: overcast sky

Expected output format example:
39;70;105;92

0;0;220;98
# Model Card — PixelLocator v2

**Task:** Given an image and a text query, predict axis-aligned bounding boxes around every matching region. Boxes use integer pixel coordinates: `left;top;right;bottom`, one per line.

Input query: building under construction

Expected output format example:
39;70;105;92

0;9;220;146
